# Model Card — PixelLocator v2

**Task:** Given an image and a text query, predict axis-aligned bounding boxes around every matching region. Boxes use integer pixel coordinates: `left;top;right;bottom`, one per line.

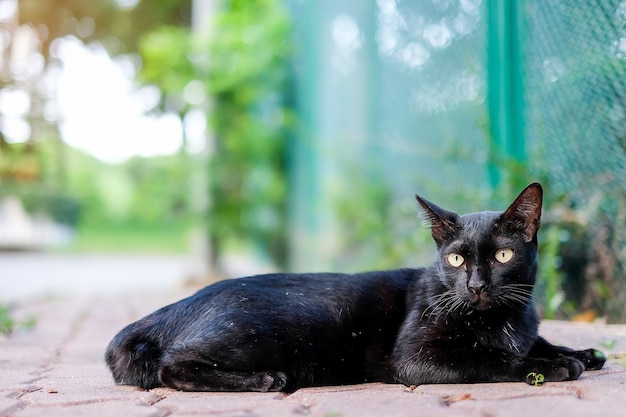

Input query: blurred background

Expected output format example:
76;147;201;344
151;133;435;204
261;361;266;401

0;0;625;322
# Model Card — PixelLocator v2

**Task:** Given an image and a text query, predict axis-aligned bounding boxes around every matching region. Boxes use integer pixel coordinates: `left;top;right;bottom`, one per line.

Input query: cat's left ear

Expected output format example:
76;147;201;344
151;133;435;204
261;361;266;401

500;182;543;242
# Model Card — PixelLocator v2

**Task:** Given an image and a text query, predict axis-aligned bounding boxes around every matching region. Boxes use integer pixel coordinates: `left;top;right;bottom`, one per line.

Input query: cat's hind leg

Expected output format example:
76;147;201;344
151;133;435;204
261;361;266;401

158;347;288;392
159;361;288;392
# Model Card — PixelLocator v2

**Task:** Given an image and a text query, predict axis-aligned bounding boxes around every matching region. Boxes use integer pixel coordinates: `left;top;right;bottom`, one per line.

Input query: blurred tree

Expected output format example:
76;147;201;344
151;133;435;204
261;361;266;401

134;0;294;268
0;0;194;244
138;24;198;153
18;0;191;58
205;0;293;269
139;25;195;96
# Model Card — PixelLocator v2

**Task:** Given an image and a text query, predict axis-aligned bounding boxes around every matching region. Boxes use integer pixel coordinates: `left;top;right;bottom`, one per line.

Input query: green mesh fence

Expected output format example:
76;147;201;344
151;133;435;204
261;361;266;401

286;0;626;321
287;0;490;272
524;1;626;321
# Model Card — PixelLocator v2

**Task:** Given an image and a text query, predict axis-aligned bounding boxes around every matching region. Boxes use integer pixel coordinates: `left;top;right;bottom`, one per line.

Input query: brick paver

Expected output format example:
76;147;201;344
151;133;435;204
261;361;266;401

1;289;625;417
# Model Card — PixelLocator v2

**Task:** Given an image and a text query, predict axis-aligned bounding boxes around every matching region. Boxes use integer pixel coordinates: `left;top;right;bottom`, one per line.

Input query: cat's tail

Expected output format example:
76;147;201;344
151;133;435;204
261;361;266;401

105;321;163;390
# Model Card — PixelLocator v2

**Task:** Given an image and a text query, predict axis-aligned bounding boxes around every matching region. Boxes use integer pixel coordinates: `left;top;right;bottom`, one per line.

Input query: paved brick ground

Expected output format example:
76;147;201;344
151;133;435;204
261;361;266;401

1;289;625;417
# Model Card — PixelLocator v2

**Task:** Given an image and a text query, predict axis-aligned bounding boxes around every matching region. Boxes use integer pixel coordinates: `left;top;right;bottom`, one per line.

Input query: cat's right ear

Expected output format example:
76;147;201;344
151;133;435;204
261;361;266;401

416;195;460;246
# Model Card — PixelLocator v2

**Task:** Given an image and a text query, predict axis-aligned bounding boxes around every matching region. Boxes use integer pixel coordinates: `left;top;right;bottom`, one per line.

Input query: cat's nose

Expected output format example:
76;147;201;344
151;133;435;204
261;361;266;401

467;278;489;295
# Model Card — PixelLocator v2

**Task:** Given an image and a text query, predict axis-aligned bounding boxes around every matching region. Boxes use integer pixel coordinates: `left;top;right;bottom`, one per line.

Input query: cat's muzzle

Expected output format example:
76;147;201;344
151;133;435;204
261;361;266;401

468;288;492;310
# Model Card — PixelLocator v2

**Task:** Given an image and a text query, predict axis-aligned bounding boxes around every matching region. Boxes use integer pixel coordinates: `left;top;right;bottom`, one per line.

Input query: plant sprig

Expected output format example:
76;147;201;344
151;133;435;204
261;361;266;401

526;372;545;386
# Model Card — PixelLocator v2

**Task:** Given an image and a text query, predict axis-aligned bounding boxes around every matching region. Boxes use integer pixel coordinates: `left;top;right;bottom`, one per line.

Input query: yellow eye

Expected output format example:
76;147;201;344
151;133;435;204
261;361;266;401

495;248;514;264
447;253;465;267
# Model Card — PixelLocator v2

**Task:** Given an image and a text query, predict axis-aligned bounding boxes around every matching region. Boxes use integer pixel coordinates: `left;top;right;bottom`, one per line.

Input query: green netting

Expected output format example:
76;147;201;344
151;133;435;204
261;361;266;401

287;0;490;273
286;0;626;321
524;1;626;320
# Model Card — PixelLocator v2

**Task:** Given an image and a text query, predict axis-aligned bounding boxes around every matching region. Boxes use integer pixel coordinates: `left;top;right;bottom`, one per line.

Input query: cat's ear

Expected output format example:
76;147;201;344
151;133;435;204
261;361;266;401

416;195;460;246
500;182;543;242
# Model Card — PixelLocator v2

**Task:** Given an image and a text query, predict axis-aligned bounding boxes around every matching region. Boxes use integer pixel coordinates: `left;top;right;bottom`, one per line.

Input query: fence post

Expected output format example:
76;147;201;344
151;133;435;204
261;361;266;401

486;0;527;195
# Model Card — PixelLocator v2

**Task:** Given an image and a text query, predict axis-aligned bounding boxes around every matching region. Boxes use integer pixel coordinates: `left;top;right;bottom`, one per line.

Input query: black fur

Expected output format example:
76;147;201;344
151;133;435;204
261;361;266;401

105;183;605;392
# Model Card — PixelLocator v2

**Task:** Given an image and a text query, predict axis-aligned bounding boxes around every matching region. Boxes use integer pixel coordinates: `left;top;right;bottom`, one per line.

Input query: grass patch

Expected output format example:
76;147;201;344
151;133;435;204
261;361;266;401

0;304;37;336
0;304;14;335
67;221;193;254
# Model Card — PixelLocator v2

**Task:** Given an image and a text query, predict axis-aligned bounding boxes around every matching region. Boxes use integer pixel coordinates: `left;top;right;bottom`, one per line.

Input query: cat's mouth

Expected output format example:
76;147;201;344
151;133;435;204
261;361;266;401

468;292;492;310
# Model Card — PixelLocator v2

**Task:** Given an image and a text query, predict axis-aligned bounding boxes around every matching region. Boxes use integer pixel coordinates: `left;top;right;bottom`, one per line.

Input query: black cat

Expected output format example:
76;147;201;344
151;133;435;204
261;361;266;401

105;183;605;392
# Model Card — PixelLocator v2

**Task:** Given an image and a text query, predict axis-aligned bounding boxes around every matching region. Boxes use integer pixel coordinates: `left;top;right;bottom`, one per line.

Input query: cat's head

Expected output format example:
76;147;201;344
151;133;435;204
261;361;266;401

417;183;543;312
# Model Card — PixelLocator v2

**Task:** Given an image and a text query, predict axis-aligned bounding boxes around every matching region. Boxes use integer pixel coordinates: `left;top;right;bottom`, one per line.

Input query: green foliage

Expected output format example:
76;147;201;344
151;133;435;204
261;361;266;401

0;304;14;335
37;144;195;253
526;372;545;386
334;178;434;272
139;25;196;96
70;221;190;253
18;0;192;57
0;183;80;226
124;155;192;223
0;141;39;182
598;339;616;351
0;304;37;336
0;141;194;252
133;0;294;264
3;1;198;255
120;0;192;53
20;315;37;331
537;225;566;319
57;140;191;227
206;0;293;267
0;140;80;226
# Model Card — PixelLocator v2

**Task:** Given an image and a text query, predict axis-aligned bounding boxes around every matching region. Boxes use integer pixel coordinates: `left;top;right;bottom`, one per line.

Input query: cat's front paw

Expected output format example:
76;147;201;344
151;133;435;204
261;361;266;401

523;357;584;384
569;348;606;370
